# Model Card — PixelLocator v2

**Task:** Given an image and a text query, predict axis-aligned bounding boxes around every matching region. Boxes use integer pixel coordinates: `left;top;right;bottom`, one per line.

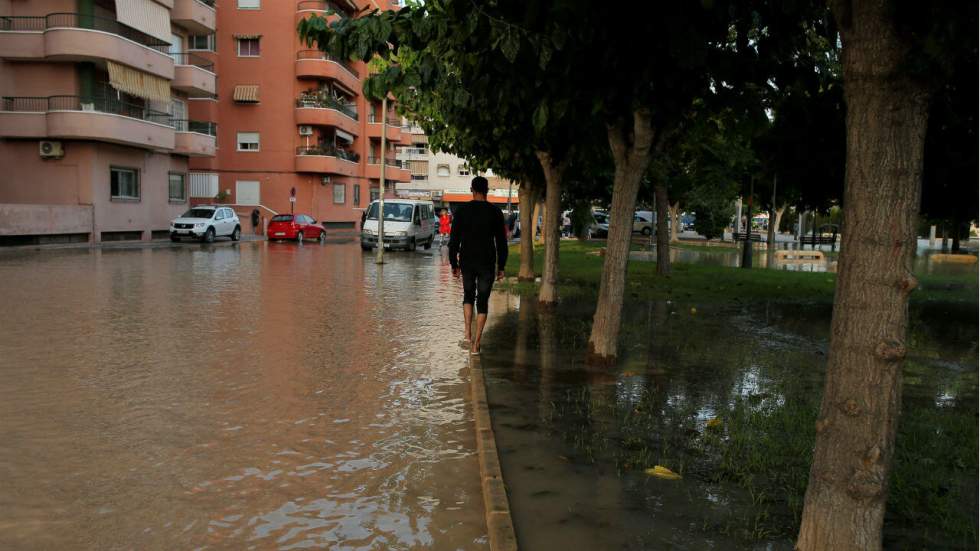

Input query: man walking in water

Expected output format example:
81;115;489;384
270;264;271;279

449;176;508;355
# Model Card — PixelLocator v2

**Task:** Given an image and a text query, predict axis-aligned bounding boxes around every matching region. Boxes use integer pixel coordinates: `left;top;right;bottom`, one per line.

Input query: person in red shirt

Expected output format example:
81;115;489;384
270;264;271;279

438;209;452;247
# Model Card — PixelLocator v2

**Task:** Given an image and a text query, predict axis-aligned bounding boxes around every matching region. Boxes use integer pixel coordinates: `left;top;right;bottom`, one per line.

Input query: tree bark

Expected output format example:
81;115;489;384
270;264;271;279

536;151;564;305
668;202;681;243
795;1;930;549
654;181;671;275
517;183;540;282
531;201;542;244
767;203;787;268
588;109;656;363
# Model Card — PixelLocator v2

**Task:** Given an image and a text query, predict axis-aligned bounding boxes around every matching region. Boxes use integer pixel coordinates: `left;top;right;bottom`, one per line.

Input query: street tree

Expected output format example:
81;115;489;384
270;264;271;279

795;1;976;549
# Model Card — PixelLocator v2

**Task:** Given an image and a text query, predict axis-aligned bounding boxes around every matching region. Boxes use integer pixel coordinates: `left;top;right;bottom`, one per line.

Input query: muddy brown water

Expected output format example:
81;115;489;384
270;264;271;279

0;242;488;550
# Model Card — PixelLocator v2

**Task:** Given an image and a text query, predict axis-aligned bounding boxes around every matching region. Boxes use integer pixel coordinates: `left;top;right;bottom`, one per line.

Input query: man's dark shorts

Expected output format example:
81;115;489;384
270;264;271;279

462;267;495;314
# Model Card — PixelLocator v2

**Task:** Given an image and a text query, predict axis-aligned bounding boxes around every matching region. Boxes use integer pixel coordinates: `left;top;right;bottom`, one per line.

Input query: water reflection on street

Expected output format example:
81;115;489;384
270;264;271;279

0;242;487;550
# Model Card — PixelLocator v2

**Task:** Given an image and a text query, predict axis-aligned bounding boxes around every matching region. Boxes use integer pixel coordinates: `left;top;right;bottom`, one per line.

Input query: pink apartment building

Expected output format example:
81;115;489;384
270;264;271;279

0;0;408;244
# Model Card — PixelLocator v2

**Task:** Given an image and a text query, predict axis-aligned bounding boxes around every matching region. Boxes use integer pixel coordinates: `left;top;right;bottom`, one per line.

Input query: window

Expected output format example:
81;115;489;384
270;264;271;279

168;173;186;202
411;174;426;181
353;184;361;206
110;167;139;200
237;132;259;151
237;0;260;8
370;190;380;202
333;183;346;204
458;164;470;176
237;38;260;57
188;34;215;51
436;164;450;177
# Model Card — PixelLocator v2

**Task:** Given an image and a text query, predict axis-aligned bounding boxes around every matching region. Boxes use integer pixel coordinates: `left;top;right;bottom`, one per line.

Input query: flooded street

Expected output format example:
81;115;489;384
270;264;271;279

0;242;488;550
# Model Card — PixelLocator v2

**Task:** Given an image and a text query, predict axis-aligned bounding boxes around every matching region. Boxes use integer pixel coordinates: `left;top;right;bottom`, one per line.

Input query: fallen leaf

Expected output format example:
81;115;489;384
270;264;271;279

706;418;723;429
645;465;682;480
690;307;697;315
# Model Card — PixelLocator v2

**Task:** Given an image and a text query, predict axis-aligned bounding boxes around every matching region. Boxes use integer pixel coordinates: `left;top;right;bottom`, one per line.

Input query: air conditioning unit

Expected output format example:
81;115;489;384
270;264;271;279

39;141;64;159
299;125;314;136
321;175;331;186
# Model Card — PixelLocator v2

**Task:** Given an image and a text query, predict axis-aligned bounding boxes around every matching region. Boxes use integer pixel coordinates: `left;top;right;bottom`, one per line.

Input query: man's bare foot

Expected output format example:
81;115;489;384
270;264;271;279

470;342;481;355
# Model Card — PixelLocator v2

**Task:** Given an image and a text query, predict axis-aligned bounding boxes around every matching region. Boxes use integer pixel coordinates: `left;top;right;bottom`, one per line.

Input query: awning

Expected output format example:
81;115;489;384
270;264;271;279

233;85;260;103
115;0;172;43
107;61;170;102
233;34;262;39
335;129;354;143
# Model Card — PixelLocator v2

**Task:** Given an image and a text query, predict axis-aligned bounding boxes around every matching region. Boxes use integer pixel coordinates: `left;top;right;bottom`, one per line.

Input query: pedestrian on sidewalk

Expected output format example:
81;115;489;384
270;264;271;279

449;176;508;356
438;209;452;247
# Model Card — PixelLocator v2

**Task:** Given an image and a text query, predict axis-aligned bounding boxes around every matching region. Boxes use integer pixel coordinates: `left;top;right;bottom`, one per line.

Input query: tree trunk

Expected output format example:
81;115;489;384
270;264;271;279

517;183;539;282
767;203;787;268
654;181;671;275
531;201;542;244
795;2;930;549
536;151;564;305
588;109;656;363
668;202;680;243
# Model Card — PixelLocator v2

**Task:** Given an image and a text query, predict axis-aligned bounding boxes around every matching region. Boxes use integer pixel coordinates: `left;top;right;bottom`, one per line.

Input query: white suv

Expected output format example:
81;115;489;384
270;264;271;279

170;205;241;243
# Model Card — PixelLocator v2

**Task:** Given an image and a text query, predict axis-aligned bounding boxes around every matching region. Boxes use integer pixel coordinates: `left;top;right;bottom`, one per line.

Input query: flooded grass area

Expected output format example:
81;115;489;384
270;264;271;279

483;252;978;549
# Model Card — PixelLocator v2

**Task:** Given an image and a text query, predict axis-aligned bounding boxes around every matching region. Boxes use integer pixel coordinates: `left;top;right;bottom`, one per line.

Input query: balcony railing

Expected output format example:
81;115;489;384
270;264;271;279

0;13;171;53
171;52;215;72
2;94;173;126
296;49;359;78
171;119;217;136
296;92;358;120
296;145;360;162
196;0;217;7
296;0;353;16
367;156;405;168
399;146;428;156
368;113;403;126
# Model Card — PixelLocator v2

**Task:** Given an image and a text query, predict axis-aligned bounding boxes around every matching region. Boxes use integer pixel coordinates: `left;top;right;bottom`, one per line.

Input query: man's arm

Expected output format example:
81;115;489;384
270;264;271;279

494;209;508;275
448;207;463;271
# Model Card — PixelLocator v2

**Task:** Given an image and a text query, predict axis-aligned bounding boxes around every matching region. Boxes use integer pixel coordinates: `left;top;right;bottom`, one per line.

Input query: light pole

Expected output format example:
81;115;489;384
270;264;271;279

376;95;388;265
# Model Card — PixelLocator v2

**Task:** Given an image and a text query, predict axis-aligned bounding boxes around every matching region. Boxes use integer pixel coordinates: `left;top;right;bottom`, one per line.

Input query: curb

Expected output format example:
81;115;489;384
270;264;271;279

469;355;518;551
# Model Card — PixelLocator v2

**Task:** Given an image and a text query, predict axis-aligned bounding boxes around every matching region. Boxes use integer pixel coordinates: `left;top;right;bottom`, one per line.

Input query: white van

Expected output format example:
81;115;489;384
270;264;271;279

361;199;436;251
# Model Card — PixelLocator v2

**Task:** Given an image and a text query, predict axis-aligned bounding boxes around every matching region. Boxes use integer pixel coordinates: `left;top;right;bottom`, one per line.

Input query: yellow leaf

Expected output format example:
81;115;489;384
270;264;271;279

644;465;682;480
706;418;723;429
690;307;697;315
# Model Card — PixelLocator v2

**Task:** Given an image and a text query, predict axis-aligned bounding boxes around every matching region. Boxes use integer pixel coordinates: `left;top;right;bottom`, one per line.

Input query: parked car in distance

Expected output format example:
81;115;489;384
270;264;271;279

591;211;610;238
170;205;241;243
361;199;435;251
634;211;654;235
267;214;326;242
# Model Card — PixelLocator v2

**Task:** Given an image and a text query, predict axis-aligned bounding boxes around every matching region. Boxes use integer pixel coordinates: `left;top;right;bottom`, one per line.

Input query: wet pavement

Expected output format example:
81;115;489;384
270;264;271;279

0;241;489;550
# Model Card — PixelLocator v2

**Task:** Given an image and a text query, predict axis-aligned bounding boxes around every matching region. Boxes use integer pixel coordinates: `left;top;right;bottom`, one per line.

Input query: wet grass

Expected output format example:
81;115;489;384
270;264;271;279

503;241;977;304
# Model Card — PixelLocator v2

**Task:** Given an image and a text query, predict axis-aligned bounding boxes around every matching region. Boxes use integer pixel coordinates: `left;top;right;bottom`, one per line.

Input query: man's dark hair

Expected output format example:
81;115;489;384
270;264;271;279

471;176;489;195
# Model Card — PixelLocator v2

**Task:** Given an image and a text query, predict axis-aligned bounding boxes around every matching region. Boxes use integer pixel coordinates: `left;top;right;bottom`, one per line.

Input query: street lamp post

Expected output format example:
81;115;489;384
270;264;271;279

376;95;387;265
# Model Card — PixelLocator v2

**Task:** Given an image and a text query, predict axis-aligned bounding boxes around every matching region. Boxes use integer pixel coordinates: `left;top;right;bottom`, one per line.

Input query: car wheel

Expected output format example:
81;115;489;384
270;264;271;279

296;231;304;244
317;231;326;243
408;238;417;252
423;238;432;250
641;226;652;236
202;227;215;243
232;226;241;241
361;244;372;251
170;235;180;243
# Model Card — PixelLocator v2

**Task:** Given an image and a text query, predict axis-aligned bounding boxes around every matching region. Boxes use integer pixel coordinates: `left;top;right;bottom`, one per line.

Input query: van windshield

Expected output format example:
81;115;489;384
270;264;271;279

365;203;413;222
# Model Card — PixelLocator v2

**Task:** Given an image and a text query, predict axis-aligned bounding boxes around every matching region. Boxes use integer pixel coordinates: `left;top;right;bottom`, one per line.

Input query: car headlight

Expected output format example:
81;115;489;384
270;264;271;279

195;223;205;228
396;231;408;237
364;229;375;235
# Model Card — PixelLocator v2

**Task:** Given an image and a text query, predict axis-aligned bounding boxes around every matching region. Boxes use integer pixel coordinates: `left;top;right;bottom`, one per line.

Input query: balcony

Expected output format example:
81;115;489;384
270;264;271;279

295;145;359;176
0;95;175;150
172;119;216;157
295;93;359;136
296;0;357;17
295;50;359;93
0;13;174;79
172;0;217;34
367;113;404;142
172;53;216;98
366;156;411;182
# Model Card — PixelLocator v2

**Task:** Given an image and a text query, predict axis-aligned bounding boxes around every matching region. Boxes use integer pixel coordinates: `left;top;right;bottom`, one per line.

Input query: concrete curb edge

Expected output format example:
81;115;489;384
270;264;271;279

469;356;518;551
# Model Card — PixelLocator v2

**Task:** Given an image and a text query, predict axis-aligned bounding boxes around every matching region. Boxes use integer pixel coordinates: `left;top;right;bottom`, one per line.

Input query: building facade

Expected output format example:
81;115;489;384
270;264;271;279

187;0;410;234
0;0;219;244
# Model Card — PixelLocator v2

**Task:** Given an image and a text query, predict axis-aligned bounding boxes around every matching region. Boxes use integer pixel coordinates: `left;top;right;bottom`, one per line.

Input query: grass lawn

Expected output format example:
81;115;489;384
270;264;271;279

503;240;976;304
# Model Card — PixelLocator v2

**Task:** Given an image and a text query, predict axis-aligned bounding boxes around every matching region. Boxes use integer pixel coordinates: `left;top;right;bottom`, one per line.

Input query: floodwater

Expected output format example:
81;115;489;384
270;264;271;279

0;242;488;550
480;293;978;550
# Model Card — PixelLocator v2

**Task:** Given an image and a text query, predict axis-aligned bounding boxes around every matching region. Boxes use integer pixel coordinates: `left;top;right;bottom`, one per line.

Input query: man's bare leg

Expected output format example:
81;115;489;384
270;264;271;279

463;303;473;342
472;313;488;354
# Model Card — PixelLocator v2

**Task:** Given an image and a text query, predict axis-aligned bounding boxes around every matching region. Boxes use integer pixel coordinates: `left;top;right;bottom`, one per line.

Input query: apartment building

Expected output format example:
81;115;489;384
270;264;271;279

187;0;410;234
396;125;519;211
0;0;219;244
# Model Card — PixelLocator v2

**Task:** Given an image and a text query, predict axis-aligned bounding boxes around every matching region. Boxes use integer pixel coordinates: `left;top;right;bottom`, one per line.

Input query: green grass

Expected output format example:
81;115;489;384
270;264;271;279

504;241;976;304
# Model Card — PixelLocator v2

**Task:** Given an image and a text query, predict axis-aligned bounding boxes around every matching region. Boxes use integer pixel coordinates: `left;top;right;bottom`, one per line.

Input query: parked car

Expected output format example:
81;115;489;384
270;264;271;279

634;211;654;235
267;213;326;242
591;211;610;238
361;199;435;251
170;205;241;243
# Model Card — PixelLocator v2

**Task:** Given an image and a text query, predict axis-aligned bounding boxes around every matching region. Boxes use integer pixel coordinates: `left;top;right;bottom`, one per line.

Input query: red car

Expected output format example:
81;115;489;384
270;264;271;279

267;214;326;242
